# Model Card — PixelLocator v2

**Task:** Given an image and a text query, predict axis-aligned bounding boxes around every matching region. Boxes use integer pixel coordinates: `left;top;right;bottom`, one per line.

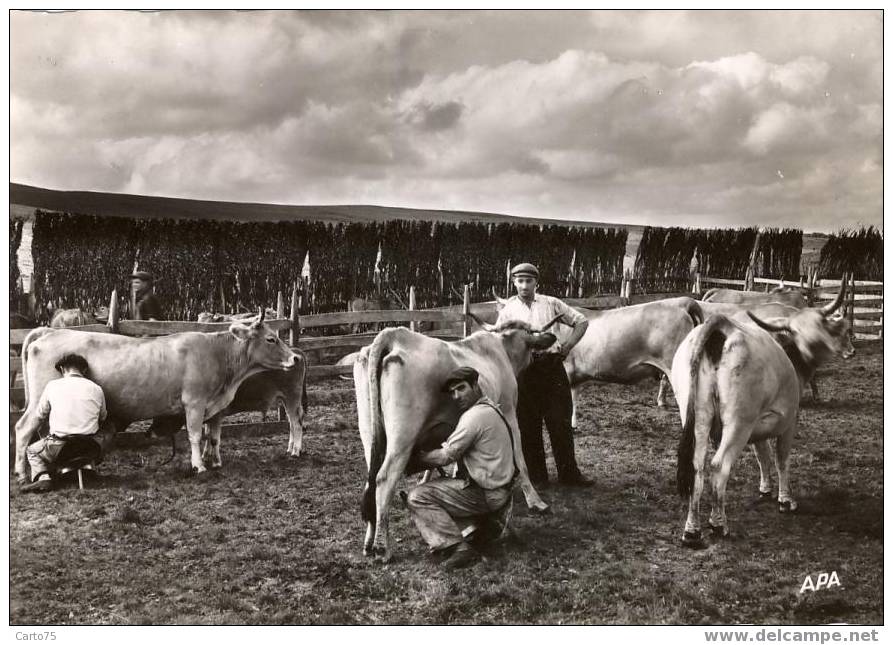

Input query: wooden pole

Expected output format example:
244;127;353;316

220;282;227;314
462;284;470;338
409;286;417;333
289;282;300;347
847;273;856;337
107;290;119;334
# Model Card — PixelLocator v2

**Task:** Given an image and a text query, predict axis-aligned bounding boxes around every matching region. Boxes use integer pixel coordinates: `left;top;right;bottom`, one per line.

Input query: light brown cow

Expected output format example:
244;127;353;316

14;311;296;481
355;319;561;562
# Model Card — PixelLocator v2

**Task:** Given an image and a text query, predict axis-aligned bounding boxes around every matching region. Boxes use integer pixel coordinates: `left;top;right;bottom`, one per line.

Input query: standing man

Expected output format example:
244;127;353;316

408;367;516;570
496;262;591;487
21;354;107;493
130;271;162;321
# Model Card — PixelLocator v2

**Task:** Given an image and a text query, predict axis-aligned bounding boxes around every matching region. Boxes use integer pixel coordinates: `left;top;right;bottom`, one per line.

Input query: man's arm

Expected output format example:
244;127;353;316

416;413;481;468
552;299;588;357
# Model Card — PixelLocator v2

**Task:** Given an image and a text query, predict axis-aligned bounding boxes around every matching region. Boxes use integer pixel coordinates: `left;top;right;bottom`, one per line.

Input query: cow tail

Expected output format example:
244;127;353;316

677;315;727;498
361;330;391;524
19;327;53;410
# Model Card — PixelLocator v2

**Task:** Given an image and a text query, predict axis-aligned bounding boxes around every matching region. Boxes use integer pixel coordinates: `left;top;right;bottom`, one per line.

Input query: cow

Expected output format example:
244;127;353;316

148;351;309;458
347;293;402;334
553;298;705;427
702;287;808;309
695;301;854;401
197;308;280;323
14;310;296;483
672;283;851;548
355;317;562;562
49;306;110;328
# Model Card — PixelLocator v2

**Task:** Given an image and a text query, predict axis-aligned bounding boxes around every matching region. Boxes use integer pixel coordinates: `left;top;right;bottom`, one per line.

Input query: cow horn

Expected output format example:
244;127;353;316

491;286;510;307
819;274;847;316
747;311;790;333
536;314;565;333
467;311;496;332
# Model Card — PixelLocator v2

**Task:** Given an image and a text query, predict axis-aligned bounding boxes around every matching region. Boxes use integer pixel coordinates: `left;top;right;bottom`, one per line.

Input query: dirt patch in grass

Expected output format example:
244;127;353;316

9;341;883;624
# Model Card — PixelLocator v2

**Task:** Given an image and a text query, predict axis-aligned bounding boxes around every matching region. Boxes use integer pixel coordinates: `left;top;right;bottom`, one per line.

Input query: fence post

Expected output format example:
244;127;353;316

848;273;856;338
107;289;119;334
409;286;417;333
289;282;300;347
463;284;470;338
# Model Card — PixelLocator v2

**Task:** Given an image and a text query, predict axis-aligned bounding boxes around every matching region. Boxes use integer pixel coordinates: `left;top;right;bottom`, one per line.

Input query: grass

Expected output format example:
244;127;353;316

9;341;883;625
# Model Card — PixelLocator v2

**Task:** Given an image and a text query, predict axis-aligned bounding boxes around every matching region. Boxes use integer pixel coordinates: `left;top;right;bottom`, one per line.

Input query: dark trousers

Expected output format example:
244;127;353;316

517;354;583;482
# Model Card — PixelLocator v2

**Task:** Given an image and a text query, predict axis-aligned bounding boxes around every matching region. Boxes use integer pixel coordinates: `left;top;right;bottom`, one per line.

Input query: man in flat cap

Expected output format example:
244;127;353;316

20;354;107;493
496;262;591;487
129;271;162;321
408;366;517;570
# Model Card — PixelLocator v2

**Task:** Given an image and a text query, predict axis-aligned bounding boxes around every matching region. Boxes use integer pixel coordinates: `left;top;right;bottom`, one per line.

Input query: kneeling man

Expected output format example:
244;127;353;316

21;353;107;493
408;367;517;570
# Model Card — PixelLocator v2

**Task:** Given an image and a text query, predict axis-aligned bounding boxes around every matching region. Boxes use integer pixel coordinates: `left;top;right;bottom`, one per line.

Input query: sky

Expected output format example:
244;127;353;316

9;9;883;232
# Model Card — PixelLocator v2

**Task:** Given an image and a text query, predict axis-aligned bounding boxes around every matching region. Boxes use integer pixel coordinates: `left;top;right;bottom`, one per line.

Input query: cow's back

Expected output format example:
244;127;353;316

23;329;227;422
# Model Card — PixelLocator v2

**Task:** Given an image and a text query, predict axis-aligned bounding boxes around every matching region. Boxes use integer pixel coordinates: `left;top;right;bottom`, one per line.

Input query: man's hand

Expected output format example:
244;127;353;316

553;342;568;359
417;448;451;468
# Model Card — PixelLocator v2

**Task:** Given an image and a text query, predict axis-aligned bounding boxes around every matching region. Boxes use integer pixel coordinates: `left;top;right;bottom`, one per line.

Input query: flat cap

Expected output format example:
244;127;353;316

129;271;154;282
441;366;480;392
510;262;539;279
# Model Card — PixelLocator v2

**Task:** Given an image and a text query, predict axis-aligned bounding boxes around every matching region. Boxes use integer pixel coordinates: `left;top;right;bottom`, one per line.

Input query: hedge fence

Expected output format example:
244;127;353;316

818;226;883;281
28;211;628;322
633;226;804;294
10;219;24;310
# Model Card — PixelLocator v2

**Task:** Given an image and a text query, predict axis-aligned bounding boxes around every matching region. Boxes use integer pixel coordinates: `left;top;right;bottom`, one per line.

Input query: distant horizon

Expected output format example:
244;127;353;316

8;180;853;236
11;10;881;232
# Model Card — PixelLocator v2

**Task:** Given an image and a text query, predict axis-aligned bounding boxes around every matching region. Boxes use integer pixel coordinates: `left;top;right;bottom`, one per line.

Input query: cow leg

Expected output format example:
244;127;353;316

185;406;208;474
656;374;670;408
809;378;820;402
708;432;748;539
14;410;45;484
751;440;774;498
371;448;412;562
502;409;549;513
204;415;224;469
775;429;798;513
284;397;305;458
682;426;709;548
570;386;579;431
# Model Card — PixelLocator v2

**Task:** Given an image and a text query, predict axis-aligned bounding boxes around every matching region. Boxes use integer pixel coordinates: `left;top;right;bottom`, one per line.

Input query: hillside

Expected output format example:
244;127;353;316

9;182;628;229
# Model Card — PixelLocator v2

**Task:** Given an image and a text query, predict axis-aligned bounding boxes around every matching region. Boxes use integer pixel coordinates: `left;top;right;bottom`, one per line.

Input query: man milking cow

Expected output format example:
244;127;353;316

20;354;107;493
496;263;592;487
408;367;517;570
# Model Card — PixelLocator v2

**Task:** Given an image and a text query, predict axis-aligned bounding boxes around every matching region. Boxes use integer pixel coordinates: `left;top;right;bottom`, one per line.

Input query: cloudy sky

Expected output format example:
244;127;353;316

10;9;883;232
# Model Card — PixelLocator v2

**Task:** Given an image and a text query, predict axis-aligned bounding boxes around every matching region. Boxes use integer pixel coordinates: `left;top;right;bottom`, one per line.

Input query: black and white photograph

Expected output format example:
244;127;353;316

7;7;884;633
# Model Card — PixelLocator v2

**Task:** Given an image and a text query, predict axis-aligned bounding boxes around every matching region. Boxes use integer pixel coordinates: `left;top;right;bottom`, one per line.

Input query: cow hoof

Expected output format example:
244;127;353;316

16;475;29;487
209;463;222;471
529;503;551;516
709;523;730;539
778;500;798;514
681;530;706;549
758;491;773;501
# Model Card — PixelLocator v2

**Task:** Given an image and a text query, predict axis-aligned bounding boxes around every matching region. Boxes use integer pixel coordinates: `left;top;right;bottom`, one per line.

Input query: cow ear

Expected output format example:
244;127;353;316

529;331;557;350
229;322;252;341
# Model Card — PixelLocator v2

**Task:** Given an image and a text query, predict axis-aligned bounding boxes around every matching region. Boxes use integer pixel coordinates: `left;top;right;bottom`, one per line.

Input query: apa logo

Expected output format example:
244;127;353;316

799;571;841;593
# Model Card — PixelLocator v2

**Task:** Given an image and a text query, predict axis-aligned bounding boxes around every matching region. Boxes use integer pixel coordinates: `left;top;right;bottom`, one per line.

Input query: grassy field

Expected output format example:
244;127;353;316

9;341;882;625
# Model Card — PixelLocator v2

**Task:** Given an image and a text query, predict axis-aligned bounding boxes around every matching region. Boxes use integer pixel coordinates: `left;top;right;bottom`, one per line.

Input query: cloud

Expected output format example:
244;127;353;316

9;10;882;231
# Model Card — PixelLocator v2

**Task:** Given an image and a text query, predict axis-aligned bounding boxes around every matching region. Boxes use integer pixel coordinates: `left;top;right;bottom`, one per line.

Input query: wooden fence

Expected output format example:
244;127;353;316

9;275;882;442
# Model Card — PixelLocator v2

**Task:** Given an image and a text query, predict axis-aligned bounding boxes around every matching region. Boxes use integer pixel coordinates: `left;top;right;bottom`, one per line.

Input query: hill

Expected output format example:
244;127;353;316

9;182;628;230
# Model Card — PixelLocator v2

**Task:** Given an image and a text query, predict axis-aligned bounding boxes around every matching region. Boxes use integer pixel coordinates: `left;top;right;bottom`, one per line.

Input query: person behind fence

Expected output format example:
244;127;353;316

130;270;162;321
21;354;107;493
408;366;517;570
496;262;592;487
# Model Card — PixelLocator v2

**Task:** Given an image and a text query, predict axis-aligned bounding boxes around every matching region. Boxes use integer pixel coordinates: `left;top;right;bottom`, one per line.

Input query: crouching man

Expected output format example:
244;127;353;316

408;367;517;570
20;353;107;493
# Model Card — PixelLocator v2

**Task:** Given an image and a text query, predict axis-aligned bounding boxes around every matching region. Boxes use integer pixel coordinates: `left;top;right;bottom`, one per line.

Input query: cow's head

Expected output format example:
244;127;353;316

468;313;560;373
748;276;854;368
229;308;296;371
